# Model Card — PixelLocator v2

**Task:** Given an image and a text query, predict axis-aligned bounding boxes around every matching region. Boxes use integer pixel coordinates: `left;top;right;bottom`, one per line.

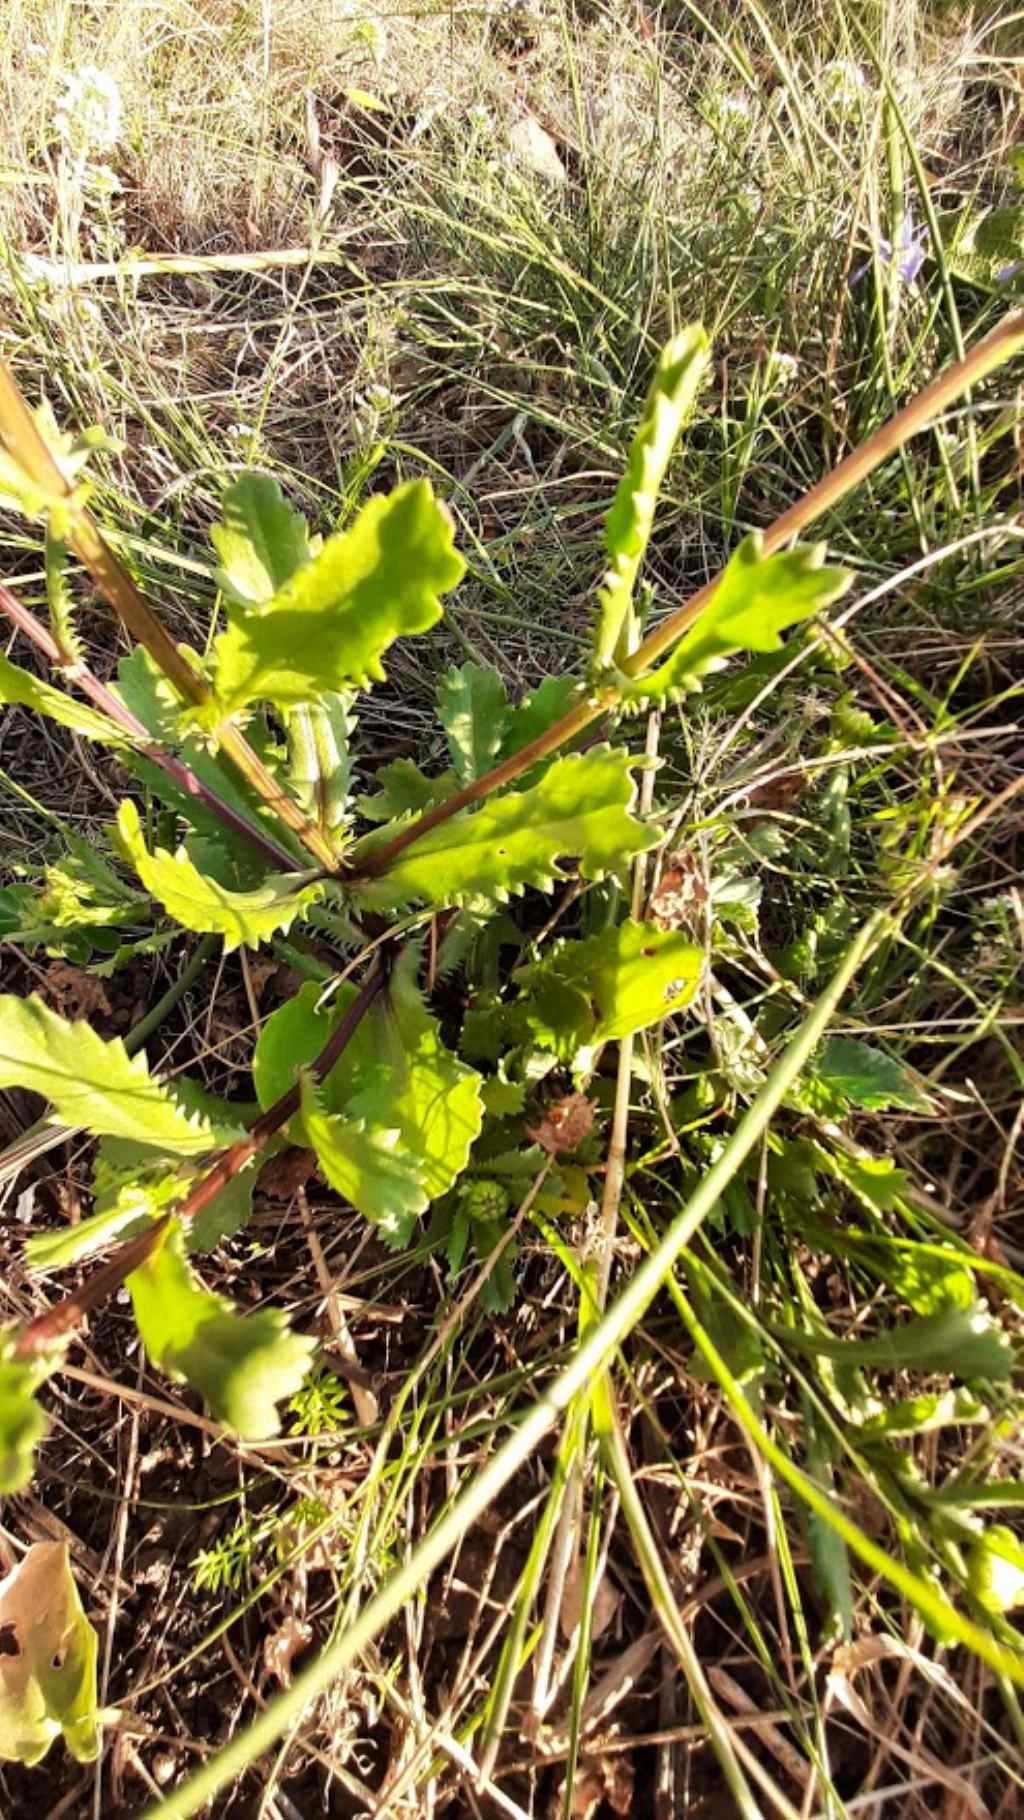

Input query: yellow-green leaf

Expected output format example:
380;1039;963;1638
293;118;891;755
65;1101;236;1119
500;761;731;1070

299;1075;426;1248
211;470;311;608
0;993;233;1152
595;326;710;666
0;652;124;744
516;919;704;1059
202;478;464;722
116;799;324;951
0;1542;99;1765
127;1221;316;1439
624;534;851;702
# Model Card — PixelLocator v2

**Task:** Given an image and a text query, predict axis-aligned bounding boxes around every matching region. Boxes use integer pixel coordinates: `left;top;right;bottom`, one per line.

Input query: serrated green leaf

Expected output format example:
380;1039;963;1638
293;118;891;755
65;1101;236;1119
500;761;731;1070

436;662;510;783
352;746;657;910
0;1336;52;1495
623;535;851;703
299;1075;425;1248
481;1063;526;1117
0;994;234;1152
116;647;306;879
127;1221;316;1439
515;919;703;1059
254;956;484;1215
345;950;485;1206
358;757;458;823
116;799;324;951
44;535;82;664
284;692;355;847
804;1036;930;1115
0;1541;99;1765
858;1387;988;1439
499;674;581;764
202;479;464;722
595;326;710;666
0;653;124;745
211;471;311;607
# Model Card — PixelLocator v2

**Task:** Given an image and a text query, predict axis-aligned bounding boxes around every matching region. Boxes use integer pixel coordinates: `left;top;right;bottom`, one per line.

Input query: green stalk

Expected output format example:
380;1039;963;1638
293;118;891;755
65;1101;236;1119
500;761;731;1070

145;907;889;1820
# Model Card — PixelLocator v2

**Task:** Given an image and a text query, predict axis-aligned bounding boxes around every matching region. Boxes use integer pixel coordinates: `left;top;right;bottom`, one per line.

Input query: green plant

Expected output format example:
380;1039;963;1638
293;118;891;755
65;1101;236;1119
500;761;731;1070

0;311;1022;1795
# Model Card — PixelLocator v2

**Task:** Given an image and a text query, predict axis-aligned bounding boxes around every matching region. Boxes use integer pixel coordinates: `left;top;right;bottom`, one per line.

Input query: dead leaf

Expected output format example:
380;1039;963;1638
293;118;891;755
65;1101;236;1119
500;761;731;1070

648;850;708;931
262;1616;313;1688
560;1557;620;1641
0;1543;99;1766
551;1750;635;1818
41;963;111;1021
258;1147;317;1200
508;116;567;184
529;1091;594;1156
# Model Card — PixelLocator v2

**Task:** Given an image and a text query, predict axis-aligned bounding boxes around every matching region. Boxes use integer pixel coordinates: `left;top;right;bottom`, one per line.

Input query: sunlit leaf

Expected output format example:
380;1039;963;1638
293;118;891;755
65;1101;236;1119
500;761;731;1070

0;1543;99;1765
127;1220;316;1439
0;994;235;1152
0;652;123;744
299;1075;425;1248
594;326;710;666
202;479;464;722
968;1526;1024;1615
0;1336;52;1495
211;471;311;608
858;1387;988;1439
515;919;703;1059
116;800;324;952
353;746;657;910
623;535;851;703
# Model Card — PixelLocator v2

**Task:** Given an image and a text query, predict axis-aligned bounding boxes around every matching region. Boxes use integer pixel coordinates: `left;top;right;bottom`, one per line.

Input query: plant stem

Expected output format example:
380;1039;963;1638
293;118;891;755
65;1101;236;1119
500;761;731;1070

0;361;339;870
142;909;890;1820
0;581;300;874
351;307;1024;883
12;959;387;1359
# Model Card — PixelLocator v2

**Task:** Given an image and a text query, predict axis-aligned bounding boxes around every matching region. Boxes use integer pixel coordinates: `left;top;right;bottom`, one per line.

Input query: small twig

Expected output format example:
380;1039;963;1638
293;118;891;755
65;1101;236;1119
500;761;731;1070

12;961;388;1359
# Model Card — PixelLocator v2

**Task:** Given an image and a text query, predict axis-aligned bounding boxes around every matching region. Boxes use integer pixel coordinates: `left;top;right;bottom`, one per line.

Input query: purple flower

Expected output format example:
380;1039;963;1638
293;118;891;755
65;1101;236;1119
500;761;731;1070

851;211;927;288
